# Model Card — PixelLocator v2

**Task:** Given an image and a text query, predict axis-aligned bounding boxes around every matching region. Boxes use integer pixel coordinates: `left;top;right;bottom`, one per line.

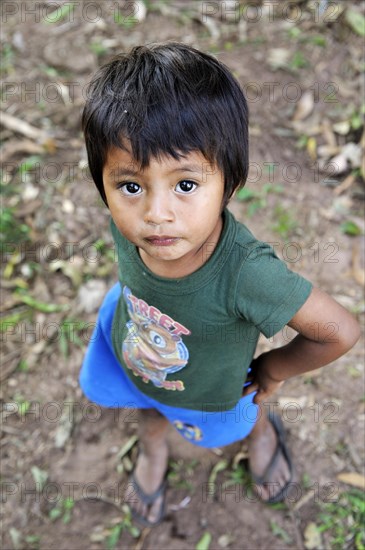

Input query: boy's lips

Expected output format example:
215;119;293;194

144;235;180;246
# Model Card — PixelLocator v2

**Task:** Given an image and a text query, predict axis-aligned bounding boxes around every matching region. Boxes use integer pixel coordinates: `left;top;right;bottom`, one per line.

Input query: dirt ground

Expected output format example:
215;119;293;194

1;1;364;549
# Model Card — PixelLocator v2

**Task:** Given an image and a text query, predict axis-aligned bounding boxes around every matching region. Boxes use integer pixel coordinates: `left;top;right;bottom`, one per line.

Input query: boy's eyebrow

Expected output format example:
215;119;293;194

169;164;205;174
107;163;207;178
107;166;140;178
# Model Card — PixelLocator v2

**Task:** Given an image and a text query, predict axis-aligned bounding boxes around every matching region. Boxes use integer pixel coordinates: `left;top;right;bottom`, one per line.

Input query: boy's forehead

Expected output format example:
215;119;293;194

103;146;216;176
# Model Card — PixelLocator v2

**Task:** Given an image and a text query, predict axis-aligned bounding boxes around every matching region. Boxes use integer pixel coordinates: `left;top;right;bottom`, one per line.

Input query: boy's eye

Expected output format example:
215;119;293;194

175;180;197;194
120;182;141;195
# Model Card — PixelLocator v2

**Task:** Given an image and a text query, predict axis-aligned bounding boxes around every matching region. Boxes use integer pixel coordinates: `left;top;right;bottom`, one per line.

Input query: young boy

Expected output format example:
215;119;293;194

79;42;360;526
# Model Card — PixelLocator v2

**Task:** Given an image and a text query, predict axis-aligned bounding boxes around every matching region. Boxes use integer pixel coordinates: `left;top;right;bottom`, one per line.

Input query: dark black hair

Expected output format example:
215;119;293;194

82;42;249;207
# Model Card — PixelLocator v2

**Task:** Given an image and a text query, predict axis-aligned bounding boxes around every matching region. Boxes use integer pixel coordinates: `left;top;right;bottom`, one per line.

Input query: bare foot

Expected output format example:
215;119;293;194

125;442;169;525
247;411;292;502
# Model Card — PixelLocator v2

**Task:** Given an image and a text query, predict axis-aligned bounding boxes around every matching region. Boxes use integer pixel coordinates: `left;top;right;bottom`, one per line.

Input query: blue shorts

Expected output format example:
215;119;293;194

79;283;259;448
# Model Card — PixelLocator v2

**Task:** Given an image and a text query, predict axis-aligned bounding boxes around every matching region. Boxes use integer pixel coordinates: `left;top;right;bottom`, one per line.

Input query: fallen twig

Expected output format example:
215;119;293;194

0;111;49;143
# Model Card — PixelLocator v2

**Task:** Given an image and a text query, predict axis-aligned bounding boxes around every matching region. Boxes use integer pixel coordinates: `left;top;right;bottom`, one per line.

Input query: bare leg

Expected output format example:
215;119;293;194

246;406;291;501
125;408;169;524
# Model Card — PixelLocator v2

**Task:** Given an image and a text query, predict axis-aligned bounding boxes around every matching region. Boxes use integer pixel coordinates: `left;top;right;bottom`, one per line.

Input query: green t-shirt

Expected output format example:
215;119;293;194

110;209;312;412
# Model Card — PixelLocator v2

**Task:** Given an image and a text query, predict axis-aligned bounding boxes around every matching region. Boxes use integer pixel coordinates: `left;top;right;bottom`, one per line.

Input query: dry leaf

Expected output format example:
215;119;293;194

0;110;48;143
54;403;74;448
23;184;39;201
352;244;365;286
337;472;365;490
307;137;317;161
333;121;351;135
232;450;249;468
341;142;362;168
268;48;290;70
77;279;108;312
42;138;57;154
317;144;340;158
361;129;365;179
62;199;75;214
334;173;356;195
0;139;44;162
321;119;337;147
134;0;147;22
304;522;322;550
49;257;84;287
201;16;220;39
325;152;348;175
293;90;314;121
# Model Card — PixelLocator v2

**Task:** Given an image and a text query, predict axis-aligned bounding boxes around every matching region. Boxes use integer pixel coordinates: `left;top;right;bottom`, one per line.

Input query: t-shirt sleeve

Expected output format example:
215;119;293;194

234;241;313;338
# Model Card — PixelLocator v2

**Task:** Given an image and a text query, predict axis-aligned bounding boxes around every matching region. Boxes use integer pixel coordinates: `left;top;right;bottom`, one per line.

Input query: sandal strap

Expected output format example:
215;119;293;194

129;472;167;505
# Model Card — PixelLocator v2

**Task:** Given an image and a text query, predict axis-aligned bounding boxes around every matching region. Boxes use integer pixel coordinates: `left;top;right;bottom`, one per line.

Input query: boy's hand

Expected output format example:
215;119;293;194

242;358;284;404
242;287;360;405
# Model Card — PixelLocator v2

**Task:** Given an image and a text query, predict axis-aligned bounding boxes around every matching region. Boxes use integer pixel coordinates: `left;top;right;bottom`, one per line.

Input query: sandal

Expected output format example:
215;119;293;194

250;413;293;504
128;470;167;527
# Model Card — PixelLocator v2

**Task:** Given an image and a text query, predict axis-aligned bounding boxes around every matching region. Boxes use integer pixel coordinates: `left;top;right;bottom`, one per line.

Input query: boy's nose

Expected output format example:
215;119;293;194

144;193;174;225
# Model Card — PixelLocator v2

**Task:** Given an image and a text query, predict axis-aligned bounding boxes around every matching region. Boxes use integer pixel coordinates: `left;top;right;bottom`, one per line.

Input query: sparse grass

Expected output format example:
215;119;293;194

318;489;365;549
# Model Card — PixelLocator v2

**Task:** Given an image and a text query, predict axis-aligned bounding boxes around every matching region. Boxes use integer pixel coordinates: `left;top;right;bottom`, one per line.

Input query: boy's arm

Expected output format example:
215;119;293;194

243;287;361;403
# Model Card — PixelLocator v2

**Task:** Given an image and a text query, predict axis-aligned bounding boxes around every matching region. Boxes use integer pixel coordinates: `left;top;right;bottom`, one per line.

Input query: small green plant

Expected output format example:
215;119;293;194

106;506;140;549
287;26;301;39
49;497;75;524
13;393;31;417
0;309;33;333
224;463;250;486
89;41;109;57
14;289;69;313
289;51;309;70
236;183;284;217
24;534;41;549
17;359;29;373
196;531;212;550
18;155;42;178
167;459;195;490
270;520;293;545
345;9;365;37
93;238;116;262
44;2;76;24
224;41;234;51
272;205;298;238
114;7;138;28
340;220;363;236
0;43;14;76
318;489;365;549
40;64;61;78
58;318;90;357
302;472;312;490
350;104;365;131
0;207;30;244
308;35;327;47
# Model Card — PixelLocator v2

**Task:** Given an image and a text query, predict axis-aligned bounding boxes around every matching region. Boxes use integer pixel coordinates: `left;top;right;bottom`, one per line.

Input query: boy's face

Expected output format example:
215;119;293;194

102;145;225;278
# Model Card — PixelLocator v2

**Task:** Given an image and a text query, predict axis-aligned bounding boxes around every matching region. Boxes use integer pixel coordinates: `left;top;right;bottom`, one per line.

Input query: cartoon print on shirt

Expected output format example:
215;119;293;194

122;286;190;391
173;420;203;441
